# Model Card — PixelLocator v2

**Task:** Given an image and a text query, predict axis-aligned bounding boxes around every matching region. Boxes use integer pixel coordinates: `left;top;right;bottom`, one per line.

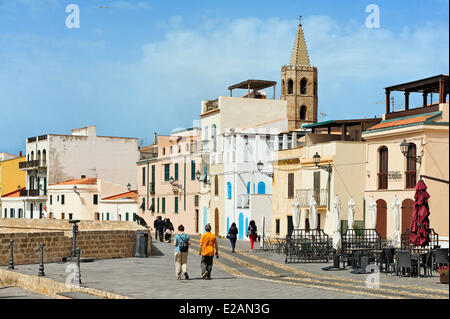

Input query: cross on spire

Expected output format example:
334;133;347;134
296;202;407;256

298;16;302;25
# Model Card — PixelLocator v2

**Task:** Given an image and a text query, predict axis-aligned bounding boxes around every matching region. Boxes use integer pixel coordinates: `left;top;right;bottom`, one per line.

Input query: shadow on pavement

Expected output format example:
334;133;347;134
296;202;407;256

150;243;165;257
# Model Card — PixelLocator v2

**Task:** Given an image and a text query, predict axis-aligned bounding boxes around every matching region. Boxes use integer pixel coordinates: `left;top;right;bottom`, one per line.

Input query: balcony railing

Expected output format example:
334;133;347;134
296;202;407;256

139;148;158;160
18;160;46;169
19;189;43;197
296;188;328;207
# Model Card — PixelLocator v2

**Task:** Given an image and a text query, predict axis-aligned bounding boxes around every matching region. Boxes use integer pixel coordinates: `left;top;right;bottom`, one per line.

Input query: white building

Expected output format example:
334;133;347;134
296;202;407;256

7;126;138;219
100;190;138;222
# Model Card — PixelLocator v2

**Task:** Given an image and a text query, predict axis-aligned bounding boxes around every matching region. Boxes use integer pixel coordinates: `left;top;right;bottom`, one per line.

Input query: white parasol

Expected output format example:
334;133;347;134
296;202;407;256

292;196;300;229
368;196;377;229
309;195;318;230
391;196;401;248
347;197;356;230
332;195;342;250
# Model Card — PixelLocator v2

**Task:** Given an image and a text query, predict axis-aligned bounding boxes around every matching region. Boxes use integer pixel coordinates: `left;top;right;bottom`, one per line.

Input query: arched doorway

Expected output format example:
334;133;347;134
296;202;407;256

376;199;387;238
238;213;244;239
401;198;414;233
214;208;219;235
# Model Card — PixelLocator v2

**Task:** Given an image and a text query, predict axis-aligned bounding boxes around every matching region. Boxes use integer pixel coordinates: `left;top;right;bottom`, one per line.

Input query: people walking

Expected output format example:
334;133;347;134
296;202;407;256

247;220;257;252
227;222;238;253
173;224;191;280
153;217;161;241
198;224;219;279
164;218;174;243
157;216;164;242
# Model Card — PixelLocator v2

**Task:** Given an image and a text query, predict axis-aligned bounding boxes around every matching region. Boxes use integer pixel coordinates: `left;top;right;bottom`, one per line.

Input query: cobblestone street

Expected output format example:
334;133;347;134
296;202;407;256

2;235;448;299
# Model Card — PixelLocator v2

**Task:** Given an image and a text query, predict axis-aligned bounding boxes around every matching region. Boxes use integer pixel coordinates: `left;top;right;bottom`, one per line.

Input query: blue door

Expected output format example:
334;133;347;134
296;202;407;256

238;213;244;239
257;182;266;194
247;182;250;194
203;207;208;233
227;217;230;233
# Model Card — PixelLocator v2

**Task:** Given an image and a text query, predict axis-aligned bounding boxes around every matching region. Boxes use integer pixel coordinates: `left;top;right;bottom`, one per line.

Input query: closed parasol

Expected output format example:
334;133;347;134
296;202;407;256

309;195;318;230
391;196;401;248
368;196;377;229
292;196;300;229
332;195;341;250
409;180;431;247
347;197;355;230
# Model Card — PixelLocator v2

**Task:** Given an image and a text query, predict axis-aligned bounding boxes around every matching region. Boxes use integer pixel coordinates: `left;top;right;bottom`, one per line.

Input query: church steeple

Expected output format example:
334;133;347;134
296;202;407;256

289;17;310;67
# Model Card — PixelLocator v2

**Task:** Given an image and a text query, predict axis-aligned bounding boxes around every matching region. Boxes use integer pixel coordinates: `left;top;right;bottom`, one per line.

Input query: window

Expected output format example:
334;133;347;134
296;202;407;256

162;197;165;213
174;163;179;180
10;208;15;218
227;182;232;199
142;167;146;186
406;143;417;189
107;213;110;221
126;213;129;221
214;175;219;196
300;78;307;94
300;105;307;120
211;124;217;151
151;198;155;212
191;160;196;180
243;135;249;162
378;146;388;189
174;197;178;213
257;182;266;194
287;79;293;94
162;148;165;155
151;165;155;193
50;195;53;205
39;203;43;219
61;194;65;205
282;80;285;95
275;219;280;235
164;164;170;181
95;213;100;220
247;182;250;195
30;204;33;218
157;197;160;213
57;195;59;202
93;194;98;205
194;195;199;207
61;213;65;220
133;213;136;221
288;173;294;198
18;208;23;218
4;208;7;218
101;213;104;220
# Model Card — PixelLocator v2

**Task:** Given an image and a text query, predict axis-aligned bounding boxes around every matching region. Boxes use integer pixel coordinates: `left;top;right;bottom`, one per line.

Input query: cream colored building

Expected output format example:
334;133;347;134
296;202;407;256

99;190;138;222
362;75;449;246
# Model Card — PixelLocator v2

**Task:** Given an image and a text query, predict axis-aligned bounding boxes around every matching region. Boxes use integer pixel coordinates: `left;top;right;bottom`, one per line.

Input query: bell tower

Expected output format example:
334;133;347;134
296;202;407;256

281;17;318;130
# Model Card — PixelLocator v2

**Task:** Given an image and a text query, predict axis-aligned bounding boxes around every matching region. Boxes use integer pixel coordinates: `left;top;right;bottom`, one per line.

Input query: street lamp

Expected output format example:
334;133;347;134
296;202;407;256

169;176;175;185
73;185;78;193
195;170;201;181
400;139;421;163
312;152;332;172
195;170;209;185
257;160;273;178
127;183;131;191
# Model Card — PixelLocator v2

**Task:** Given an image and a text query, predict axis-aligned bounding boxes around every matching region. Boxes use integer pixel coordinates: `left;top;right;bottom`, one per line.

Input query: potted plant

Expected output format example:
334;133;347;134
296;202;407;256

437;266;449;284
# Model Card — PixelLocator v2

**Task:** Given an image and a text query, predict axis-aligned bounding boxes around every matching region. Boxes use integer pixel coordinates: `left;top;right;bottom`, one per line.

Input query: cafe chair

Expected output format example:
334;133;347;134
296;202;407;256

395;251;416;277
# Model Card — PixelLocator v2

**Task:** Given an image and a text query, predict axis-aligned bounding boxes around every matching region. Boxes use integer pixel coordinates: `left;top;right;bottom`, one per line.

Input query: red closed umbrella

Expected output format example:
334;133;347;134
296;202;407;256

409;180;431;247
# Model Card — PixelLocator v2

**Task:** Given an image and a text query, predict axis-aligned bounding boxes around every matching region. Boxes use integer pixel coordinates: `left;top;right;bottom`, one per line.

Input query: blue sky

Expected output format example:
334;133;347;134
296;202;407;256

0;0;448;153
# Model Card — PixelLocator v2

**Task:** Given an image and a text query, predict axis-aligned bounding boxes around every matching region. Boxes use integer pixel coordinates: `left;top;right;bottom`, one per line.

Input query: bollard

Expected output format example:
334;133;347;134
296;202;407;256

76;247;82;285
8;240;14;270
38;243;45;276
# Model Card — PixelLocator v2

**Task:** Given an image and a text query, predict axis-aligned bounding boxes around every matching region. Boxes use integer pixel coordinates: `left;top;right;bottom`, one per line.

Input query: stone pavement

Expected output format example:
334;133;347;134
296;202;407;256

1;234;448;299
0;286;52;299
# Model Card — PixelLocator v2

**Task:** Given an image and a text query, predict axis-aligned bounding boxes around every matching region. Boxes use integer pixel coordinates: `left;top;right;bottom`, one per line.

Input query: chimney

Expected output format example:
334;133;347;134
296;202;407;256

19;151;22;157
81;175;86;179
153;132;158;145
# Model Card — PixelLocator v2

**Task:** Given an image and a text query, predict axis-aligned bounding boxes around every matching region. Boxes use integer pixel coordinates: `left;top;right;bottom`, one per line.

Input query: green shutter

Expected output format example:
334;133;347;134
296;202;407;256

164;164;170;181
133;213;136;221
61;194;65;205
126;213;129;221
157;197;160;212
175;197;178;213
162;197;165;213
107;213;110;221
191;160;195;180
175;163;179;180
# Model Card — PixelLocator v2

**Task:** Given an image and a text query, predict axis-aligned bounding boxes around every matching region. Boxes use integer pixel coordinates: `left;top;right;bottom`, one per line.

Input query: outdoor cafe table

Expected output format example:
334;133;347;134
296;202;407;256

347;248;380;273
394;249;430;277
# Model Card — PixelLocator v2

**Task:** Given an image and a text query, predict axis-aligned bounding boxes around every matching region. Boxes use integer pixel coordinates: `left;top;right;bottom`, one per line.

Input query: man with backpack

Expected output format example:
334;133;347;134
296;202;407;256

173;224;191;280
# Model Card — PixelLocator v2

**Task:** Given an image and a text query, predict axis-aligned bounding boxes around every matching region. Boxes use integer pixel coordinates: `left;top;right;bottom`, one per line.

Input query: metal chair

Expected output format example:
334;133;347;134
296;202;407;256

433;248;449;271
419;251;433;277
395;251;416;277
380;248;396;274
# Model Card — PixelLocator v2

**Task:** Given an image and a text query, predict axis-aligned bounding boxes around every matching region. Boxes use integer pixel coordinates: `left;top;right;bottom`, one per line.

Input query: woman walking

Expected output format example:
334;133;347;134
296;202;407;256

164;218;174;243
227;222;238;253
173;224;191;280
247;220;257;252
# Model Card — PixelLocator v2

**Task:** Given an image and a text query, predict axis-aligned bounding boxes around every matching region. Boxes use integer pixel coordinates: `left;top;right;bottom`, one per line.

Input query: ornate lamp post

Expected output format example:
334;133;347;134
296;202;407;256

257;161;273;178
313;152;332;172
400;139;421;163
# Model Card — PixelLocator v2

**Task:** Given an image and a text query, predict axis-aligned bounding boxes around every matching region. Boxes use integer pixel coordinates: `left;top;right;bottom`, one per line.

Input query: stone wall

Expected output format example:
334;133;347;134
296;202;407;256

0;219;151;265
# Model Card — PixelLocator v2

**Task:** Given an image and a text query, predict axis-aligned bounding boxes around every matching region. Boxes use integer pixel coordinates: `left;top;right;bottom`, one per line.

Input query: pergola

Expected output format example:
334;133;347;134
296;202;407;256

384;74;449;114
228;79;277;99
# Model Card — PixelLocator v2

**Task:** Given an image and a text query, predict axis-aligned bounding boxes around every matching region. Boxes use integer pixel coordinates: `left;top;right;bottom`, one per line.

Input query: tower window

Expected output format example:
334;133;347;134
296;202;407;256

300;105;307;120
287;79;294;94
300;78;307;95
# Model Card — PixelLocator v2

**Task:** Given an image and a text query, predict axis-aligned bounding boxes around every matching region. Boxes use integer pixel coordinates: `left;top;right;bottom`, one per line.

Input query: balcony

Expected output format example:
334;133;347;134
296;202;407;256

19;160;42;170
19;189;44;197
296;188;328;207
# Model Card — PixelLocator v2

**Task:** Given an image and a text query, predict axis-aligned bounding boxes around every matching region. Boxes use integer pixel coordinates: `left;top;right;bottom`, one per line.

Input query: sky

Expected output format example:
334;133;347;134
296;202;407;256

0;0;448;154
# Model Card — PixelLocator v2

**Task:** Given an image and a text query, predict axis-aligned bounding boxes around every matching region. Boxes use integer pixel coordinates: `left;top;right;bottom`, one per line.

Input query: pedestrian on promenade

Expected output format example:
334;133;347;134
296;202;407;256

247;220;257;252
227;222;238;253
173;224;191;280
153;217;161;241
198;224;219;279
157;216;164;242
164;218;174;243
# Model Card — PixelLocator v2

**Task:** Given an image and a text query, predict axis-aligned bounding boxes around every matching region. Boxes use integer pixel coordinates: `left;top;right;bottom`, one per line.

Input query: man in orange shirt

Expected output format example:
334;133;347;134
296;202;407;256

198;224;219;279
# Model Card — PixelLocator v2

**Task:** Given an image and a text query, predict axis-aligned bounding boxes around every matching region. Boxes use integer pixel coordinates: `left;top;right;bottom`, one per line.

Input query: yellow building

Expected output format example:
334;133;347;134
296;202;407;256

0;155;26;196
362;75;449;247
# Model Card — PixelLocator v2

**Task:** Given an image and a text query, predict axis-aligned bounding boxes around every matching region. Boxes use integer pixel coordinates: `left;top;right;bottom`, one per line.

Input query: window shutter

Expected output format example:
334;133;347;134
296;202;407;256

288;173;294;198
191;160;195;180
175;197;178;213
175;163;179;180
